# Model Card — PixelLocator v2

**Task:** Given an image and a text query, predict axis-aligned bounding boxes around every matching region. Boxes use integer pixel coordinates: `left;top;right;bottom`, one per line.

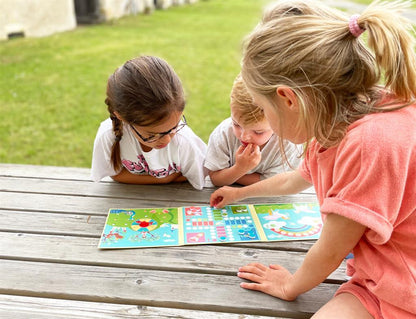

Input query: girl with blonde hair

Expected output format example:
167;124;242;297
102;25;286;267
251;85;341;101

210;1;416;317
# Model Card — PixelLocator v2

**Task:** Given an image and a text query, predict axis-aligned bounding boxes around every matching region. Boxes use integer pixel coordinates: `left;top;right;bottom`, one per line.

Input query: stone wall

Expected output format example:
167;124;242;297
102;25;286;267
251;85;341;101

100;0;154;20
0;0;76;40
0;0;200;41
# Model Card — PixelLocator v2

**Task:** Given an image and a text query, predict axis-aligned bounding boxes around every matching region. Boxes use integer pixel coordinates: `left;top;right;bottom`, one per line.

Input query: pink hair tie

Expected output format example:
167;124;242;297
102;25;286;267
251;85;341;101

349;14;365;37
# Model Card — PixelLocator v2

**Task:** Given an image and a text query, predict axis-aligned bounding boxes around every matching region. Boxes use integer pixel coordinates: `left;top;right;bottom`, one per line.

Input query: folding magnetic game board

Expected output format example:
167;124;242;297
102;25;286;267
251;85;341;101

98;203;322;249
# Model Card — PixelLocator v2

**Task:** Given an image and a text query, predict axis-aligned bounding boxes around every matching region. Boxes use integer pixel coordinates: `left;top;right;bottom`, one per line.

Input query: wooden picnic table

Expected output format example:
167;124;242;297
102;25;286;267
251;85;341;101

0;164;347;319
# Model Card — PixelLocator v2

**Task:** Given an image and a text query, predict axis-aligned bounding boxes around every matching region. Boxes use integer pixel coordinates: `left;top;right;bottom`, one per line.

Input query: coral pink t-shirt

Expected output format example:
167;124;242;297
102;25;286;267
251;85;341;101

299;104;416;315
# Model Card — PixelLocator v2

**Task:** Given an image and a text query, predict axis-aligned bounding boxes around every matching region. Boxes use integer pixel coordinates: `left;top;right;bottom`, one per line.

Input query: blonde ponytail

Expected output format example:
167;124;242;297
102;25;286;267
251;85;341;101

361;0;416;101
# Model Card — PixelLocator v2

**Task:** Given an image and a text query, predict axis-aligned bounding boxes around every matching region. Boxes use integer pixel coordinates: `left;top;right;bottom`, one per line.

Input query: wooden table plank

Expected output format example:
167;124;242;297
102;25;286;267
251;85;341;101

1;176;215;203
0;192;210;214
0;210;106;235
0;164;93;180
0;164;316;195
0;191;318;215
0;232;347;282
0;259;338;318
0;295;286;319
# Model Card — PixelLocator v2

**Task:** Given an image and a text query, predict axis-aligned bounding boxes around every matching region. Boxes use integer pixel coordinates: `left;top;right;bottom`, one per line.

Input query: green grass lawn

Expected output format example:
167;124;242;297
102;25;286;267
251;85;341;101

1;0;414;168
0;0;269;167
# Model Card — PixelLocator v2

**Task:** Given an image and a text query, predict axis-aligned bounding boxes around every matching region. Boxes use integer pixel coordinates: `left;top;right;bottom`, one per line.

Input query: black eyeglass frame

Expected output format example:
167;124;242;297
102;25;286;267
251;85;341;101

130;115;187;143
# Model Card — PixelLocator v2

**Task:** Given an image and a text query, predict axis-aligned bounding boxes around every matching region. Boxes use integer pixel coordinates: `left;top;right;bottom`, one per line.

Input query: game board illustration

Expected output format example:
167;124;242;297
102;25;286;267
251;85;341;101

98;203;322;249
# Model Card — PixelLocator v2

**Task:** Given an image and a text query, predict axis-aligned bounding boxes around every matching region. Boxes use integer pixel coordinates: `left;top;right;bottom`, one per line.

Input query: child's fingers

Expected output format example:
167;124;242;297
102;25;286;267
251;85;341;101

241;143;256;157
243;144;253;154
253;145;261;161
237;271;263;283
209;190;219;206
239;262;268;274
269;264;284;270
245;144;260;155
236;145;245;154
238;263;269;288
213;196;224;208
240;281;264;291
209;193;224;207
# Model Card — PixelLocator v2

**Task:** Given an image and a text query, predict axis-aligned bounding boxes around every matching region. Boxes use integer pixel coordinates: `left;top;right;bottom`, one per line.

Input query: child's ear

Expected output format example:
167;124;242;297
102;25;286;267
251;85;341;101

276;87;299;112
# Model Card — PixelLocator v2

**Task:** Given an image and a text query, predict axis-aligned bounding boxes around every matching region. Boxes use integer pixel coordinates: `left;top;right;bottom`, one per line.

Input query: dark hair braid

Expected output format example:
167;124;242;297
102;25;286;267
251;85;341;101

106;98;124;171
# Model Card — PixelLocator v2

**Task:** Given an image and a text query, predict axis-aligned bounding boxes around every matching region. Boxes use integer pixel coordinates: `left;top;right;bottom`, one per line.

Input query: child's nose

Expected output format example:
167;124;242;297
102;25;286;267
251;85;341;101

159;134;172;144
241;130;252;141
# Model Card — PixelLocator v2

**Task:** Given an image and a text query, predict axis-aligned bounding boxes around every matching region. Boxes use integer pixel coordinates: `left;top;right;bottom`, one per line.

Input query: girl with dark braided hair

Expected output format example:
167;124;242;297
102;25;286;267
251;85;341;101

91;56;207;189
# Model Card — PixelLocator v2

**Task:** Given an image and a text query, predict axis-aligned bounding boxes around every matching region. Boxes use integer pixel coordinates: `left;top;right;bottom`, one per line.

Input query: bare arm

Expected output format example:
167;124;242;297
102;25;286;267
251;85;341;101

235;173;261;185
111;168;187;185
209;169;261;186
209;144;262;186
210;169;311;207
238;214;366;300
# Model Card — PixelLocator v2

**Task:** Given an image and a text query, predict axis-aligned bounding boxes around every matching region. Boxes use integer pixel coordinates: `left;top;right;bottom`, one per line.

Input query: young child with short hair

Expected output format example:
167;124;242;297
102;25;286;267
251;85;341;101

204;75;302;186
91;56;207;189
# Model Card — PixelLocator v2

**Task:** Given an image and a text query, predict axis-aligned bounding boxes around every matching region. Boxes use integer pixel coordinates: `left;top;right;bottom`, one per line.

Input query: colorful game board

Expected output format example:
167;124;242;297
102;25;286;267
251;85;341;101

98;203;322;249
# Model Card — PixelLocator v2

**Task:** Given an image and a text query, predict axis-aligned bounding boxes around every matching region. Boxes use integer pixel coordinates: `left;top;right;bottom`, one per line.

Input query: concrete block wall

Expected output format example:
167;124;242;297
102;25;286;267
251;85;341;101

0;0;200;41
155;0;198;10
0;0;76;40
100;0;154;20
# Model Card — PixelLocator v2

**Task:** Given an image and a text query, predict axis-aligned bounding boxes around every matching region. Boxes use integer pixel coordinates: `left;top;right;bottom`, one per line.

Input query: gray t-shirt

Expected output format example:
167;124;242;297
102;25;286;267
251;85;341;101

204;117;302;179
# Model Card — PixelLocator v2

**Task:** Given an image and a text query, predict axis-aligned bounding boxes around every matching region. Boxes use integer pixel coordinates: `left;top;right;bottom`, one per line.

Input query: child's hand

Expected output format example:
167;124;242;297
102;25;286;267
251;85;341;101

210;186;240;208
237;262;297;301
235;143;261;173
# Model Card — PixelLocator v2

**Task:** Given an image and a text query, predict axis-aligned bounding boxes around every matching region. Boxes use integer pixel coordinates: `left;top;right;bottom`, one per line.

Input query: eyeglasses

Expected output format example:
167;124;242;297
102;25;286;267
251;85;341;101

130;115;187;143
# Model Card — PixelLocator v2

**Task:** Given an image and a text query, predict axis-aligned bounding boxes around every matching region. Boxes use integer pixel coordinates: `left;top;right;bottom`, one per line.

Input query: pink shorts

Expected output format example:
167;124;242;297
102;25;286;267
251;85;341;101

336;280;415;319
335;281;382;319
